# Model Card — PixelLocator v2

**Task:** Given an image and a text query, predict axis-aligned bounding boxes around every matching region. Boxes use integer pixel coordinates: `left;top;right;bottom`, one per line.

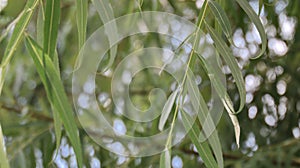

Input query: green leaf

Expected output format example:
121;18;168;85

185;72;224;167
76;0;88;48
43;0;60;61
91;0;118;70
205;23;245;115
205;24;242;146
25;36;83;168
208;0;232;40
159;150;171;168
236;0;267;59
0;123;10;168
37;4;44;46
181;109;219;168
208;130;224;168
43;0;63;157
158;89;178;131
0;0;39;94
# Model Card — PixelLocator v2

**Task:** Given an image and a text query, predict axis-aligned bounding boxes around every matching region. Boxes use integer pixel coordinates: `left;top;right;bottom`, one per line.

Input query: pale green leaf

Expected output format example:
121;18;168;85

25;36;83;168
0;0;39;94
91;0;118;70
208;0;232;40
0;123;10;168
159;150;171;168
236;0;267;59
185;72;224;167
158;89;178;131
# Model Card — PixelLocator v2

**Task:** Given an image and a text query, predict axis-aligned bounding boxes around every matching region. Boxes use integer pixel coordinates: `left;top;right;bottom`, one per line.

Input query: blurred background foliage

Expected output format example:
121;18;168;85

0;0;300;167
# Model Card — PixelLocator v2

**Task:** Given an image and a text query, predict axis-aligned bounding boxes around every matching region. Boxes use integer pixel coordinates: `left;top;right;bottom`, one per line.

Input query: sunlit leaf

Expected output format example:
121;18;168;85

0;123;9;168
25;36;83;168
0;0;39;94
236;0;267;59
158;89;178;131
91;0;118;70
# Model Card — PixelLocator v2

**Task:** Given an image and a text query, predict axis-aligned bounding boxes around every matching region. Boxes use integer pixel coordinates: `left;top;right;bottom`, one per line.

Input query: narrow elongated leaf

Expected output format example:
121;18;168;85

91;0;118;69
0;0;39;94
206;23;245;115
186;72;224;166
236;0;267;59
229;113;240;148
37;5;44;46
25;36;82;168
76;0;88;48
208;0;232;40
44;0;60;61
208;130;223;168
0;123;9;168
181;109;218;168
159;150;171;168
158;89;178;131
42;0;63;155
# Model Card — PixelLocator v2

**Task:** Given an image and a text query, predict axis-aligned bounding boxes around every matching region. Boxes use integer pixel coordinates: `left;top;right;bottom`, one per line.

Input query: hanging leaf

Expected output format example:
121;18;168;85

181;109;219;168
91;0;118;70
205;23;246;115
25;36;83;168
185;72;224;166
208;0;233;41
236;0;267;59
43;0;60;67
76;0;88;48
159;149;171;168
